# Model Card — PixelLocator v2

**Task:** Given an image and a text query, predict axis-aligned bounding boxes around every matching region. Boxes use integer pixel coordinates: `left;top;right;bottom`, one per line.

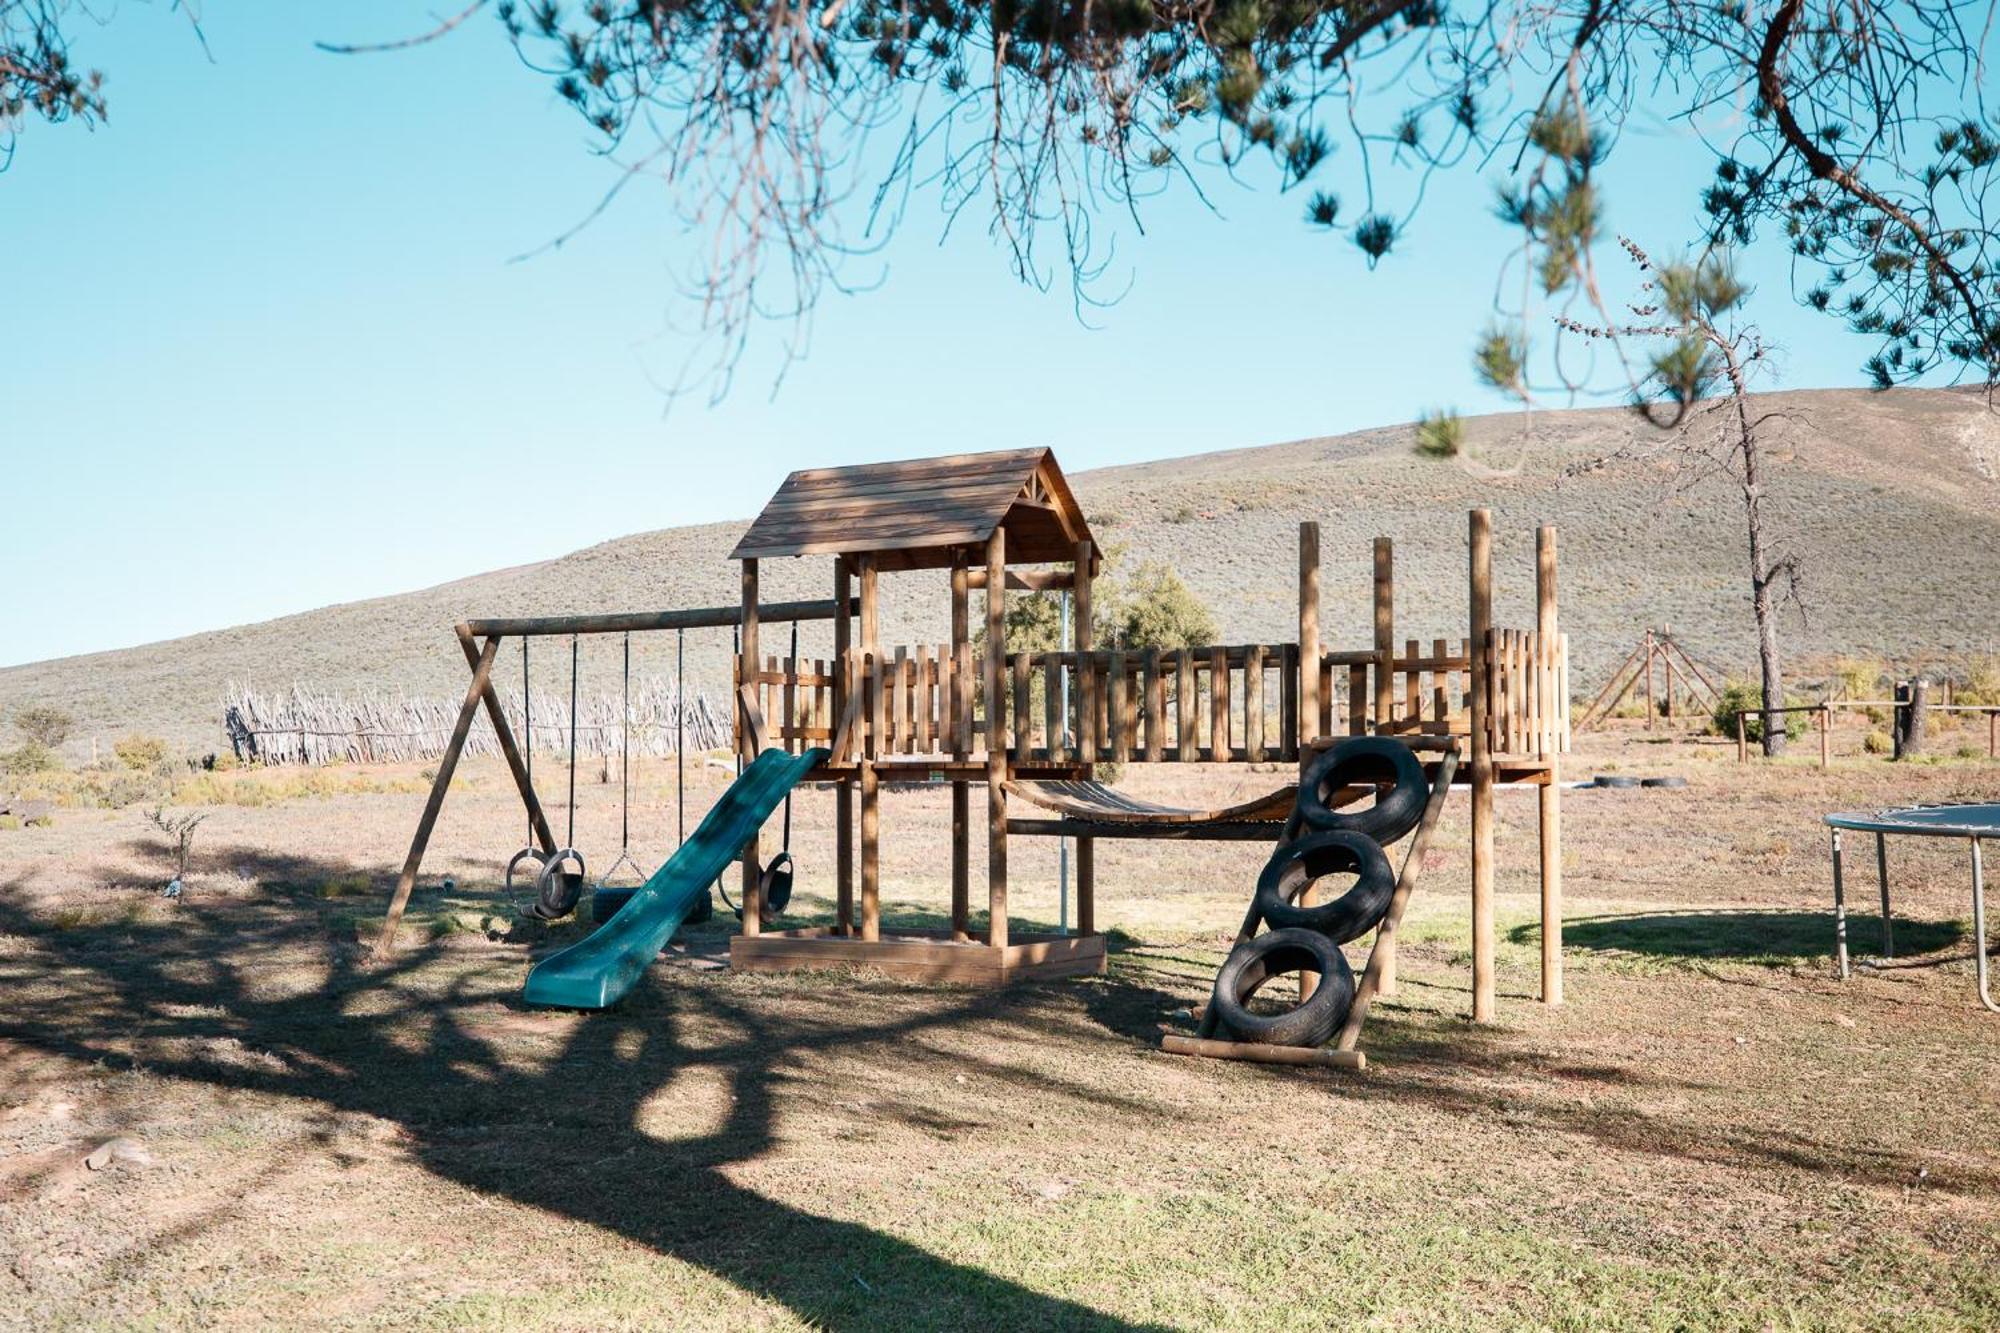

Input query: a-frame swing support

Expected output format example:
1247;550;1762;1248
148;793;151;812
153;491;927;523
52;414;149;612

375;598;854;954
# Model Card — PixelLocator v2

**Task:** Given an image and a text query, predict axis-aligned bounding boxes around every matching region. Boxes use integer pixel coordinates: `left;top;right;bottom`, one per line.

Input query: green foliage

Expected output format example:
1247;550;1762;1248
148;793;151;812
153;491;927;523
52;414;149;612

1101;560;1218;651
114;734;167;771
1959;653;2000;707
1710;681;1807;743
1473;325;1528;398
14;704;72;748
1;741;60;775
1863;729;1893;755
1830;656;1887;701
1413;410;1464;459
1658;252;1749;322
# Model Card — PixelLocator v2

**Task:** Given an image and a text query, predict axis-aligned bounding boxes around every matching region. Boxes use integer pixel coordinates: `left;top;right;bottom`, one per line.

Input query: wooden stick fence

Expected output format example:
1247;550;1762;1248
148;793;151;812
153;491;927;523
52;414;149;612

222;680;732;766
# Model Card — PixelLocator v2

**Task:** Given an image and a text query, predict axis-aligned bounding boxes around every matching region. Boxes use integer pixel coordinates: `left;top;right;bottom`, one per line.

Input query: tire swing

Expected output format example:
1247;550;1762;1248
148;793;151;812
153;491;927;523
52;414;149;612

1295;734;1429;845
591;634;652;925
504;637;549;910
529;635;587;921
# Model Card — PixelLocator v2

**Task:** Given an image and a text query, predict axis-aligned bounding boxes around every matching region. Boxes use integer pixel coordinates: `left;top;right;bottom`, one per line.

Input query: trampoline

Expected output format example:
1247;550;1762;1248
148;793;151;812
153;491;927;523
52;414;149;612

1822;803;2000;1014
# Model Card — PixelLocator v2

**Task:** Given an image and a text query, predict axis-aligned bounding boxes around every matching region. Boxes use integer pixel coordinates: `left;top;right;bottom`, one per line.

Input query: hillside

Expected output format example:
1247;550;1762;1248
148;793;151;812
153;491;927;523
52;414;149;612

5;387;1998;752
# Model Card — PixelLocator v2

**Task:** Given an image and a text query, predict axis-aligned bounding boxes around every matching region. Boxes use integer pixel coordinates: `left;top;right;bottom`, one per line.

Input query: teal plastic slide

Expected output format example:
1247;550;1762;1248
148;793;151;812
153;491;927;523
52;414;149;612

523;746;829;1009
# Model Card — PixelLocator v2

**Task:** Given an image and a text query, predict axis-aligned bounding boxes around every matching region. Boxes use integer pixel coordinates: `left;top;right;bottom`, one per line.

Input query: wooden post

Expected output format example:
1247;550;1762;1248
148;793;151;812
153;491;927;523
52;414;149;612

1373;538;1394;731
739;560;762;937
1468;509;1496;1023
834;558;854;935
1736;708;1748;762
858;555;881;942
377;635;501;953
985;529;1009;949
1074;539;1095;937
1819;702;1831;769
1643;628;1656;729
1299;524;1320;749
950;551;971;941
1536;525;1562;1007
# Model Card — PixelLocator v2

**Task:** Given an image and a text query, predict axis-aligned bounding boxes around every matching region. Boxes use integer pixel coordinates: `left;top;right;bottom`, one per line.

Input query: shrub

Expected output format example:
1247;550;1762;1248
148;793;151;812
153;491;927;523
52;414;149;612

0;742;60;775
1955;744;1983;760
114;735;167;771
0;815;19;832
1961;653;2000;707
1710;681;1807;743
99;773;167;809
1413;409;1464;459
1863;729;1892;754
13;705;72;749
1103;560;1218;651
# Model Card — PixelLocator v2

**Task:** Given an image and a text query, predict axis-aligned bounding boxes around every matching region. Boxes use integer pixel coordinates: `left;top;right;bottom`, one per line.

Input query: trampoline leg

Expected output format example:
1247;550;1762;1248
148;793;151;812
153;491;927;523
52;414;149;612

1830;827;1849;980
1974;838;1997;1016
1876;832;1894;959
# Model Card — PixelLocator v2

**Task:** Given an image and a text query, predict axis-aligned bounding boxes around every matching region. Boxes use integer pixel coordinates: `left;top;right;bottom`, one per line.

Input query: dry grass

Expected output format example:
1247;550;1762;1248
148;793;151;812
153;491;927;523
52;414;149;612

1;727;1997;1328
3;388;1998;755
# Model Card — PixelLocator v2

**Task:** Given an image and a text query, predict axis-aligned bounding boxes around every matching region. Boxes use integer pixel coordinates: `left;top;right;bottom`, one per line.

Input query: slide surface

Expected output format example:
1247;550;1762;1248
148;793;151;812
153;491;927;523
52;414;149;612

523;746;829;1010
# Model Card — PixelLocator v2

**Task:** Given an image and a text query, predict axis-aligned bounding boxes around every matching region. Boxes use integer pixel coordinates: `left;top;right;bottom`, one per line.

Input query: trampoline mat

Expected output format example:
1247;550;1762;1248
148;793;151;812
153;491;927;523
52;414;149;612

1825;803;2000;838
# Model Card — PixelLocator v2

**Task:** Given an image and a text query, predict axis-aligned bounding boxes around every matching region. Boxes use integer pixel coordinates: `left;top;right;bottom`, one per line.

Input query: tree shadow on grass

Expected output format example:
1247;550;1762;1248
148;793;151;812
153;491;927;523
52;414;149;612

1512;909;1964;965
0;844;1168;1332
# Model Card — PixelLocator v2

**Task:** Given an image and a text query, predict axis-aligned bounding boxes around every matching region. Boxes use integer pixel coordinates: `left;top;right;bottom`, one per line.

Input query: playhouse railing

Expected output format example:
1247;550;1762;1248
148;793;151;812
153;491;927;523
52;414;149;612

748;629;1567;768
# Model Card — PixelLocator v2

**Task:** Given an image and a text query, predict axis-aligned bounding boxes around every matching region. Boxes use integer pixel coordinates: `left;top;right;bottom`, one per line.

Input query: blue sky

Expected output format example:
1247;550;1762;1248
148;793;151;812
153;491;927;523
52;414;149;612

3;2;1905;666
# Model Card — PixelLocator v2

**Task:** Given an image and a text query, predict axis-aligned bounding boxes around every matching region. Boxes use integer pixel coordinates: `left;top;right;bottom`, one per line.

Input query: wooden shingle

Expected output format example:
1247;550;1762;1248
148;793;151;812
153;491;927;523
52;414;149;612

730;448;1094;569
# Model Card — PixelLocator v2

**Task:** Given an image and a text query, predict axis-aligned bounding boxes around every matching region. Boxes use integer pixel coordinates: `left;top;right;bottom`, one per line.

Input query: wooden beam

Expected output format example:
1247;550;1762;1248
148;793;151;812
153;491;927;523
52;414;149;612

1373;537;1395;731
834;559;854;935
986;529;1009;949
1536;525;1562;1007
462;598;852;640
1074;538;1095;937
950;552;971;942
377;635;501;953
740;560;762;937
1160;1033;1366;1071
1299;523;1320;749
962;568;1076;592
1468;509;1496;1023
858;554;880;939
456;628;555;857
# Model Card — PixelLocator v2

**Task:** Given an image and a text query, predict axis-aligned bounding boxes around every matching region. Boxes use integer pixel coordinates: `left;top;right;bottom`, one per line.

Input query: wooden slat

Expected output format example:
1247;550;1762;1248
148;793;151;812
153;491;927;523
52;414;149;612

1348;663;1368;736
1143;649;1164;762
1045;652;1065;763
1177;651;1198;763
1209;646;1228;760
1246;644;1265;763
1013;652;1032;763
1112;651;1133;763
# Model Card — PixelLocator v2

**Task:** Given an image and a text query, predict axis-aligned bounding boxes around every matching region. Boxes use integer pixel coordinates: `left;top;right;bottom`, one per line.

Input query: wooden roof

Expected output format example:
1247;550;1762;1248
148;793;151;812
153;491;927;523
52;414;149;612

729;448;1094;570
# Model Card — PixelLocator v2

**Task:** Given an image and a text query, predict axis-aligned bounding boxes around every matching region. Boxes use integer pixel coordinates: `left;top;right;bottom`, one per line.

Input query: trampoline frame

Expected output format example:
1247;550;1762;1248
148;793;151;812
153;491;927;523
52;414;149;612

1823;803;1999;1014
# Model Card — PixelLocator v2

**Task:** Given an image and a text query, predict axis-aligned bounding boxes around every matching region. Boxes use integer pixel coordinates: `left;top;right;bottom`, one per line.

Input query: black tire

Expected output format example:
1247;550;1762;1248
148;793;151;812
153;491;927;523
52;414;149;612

504;846;547;913
532;849;586;919
685;887;714;926
759;851;796;917
592;886;637;923
1253;830;1397;944
1207;928;1356;1047
1641;776;1687;789
1296;736;1429;845
1595;775;1639;789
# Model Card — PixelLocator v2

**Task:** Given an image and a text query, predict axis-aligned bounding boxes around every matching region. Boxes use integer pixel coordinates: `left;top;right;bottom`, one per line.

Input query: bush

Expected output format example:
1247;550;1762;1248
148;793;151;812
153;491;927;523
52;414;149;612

1961;653;2000;707
1955;744;1983;760
13;704;72;749
1413;409;1464;459
98;772;168;809
113;735;167;771
0;742;60;775
1103;560;1218;651
1710;681;1807;743
1829;657;1886;702
1863;729;1892;754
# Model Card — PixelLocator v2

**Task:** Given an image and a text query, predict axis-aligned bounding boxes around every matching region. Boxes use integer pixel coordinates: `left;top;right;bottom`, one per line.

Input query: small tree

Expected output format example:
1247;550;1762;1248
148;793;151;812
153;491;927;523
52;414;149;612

1099;560;1219;652
1562;239;1802;757
14;704;72;749
144;806;208;889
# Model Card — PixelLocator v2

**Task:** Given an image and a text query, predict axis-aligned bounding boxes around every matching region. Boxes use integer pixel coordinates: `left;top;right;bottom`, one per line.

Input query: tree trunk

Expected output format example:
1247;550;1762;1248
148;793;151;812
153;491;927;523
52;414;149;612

1734;381;1787;758
1893;678;1930;759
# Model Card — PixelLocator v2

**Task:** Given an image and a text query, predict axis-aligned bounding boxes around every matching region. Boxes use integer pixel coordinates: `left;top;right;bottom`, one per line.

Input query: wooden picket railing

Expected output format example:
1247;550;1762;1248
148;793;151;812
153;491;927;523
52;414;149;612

744;629;1566;768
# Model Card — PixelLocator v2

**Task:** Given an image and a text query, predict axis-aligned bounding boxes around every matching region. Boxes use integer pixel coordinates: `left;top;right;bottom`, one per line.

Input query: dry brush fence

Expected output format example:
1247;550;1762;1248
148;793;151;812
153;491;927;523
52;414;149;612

222;681;732;766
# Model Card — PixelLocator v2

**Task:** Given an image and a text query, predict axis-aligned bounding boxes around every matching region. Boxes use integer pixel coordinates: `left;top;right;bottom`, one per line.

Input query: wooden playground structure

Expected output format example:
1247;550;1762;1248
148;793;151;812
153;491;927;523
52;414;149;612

381;447;1572;1026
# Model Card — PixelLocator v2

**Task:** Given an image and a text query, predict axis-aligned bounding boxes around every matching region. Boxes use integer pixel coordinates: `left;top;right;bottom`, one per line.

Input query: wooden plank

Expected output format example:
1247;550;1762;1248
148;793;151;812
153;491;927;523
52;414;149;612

1405;638;1421;726
914;644;933;753
740;560;762;937
462;598;849;640
1076;540;1095;764
1143;648;1164;762
377;635;501;953
1299;522;1320;749
962;568;1076;592
768;448;1045;492
1348;664;1368;736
